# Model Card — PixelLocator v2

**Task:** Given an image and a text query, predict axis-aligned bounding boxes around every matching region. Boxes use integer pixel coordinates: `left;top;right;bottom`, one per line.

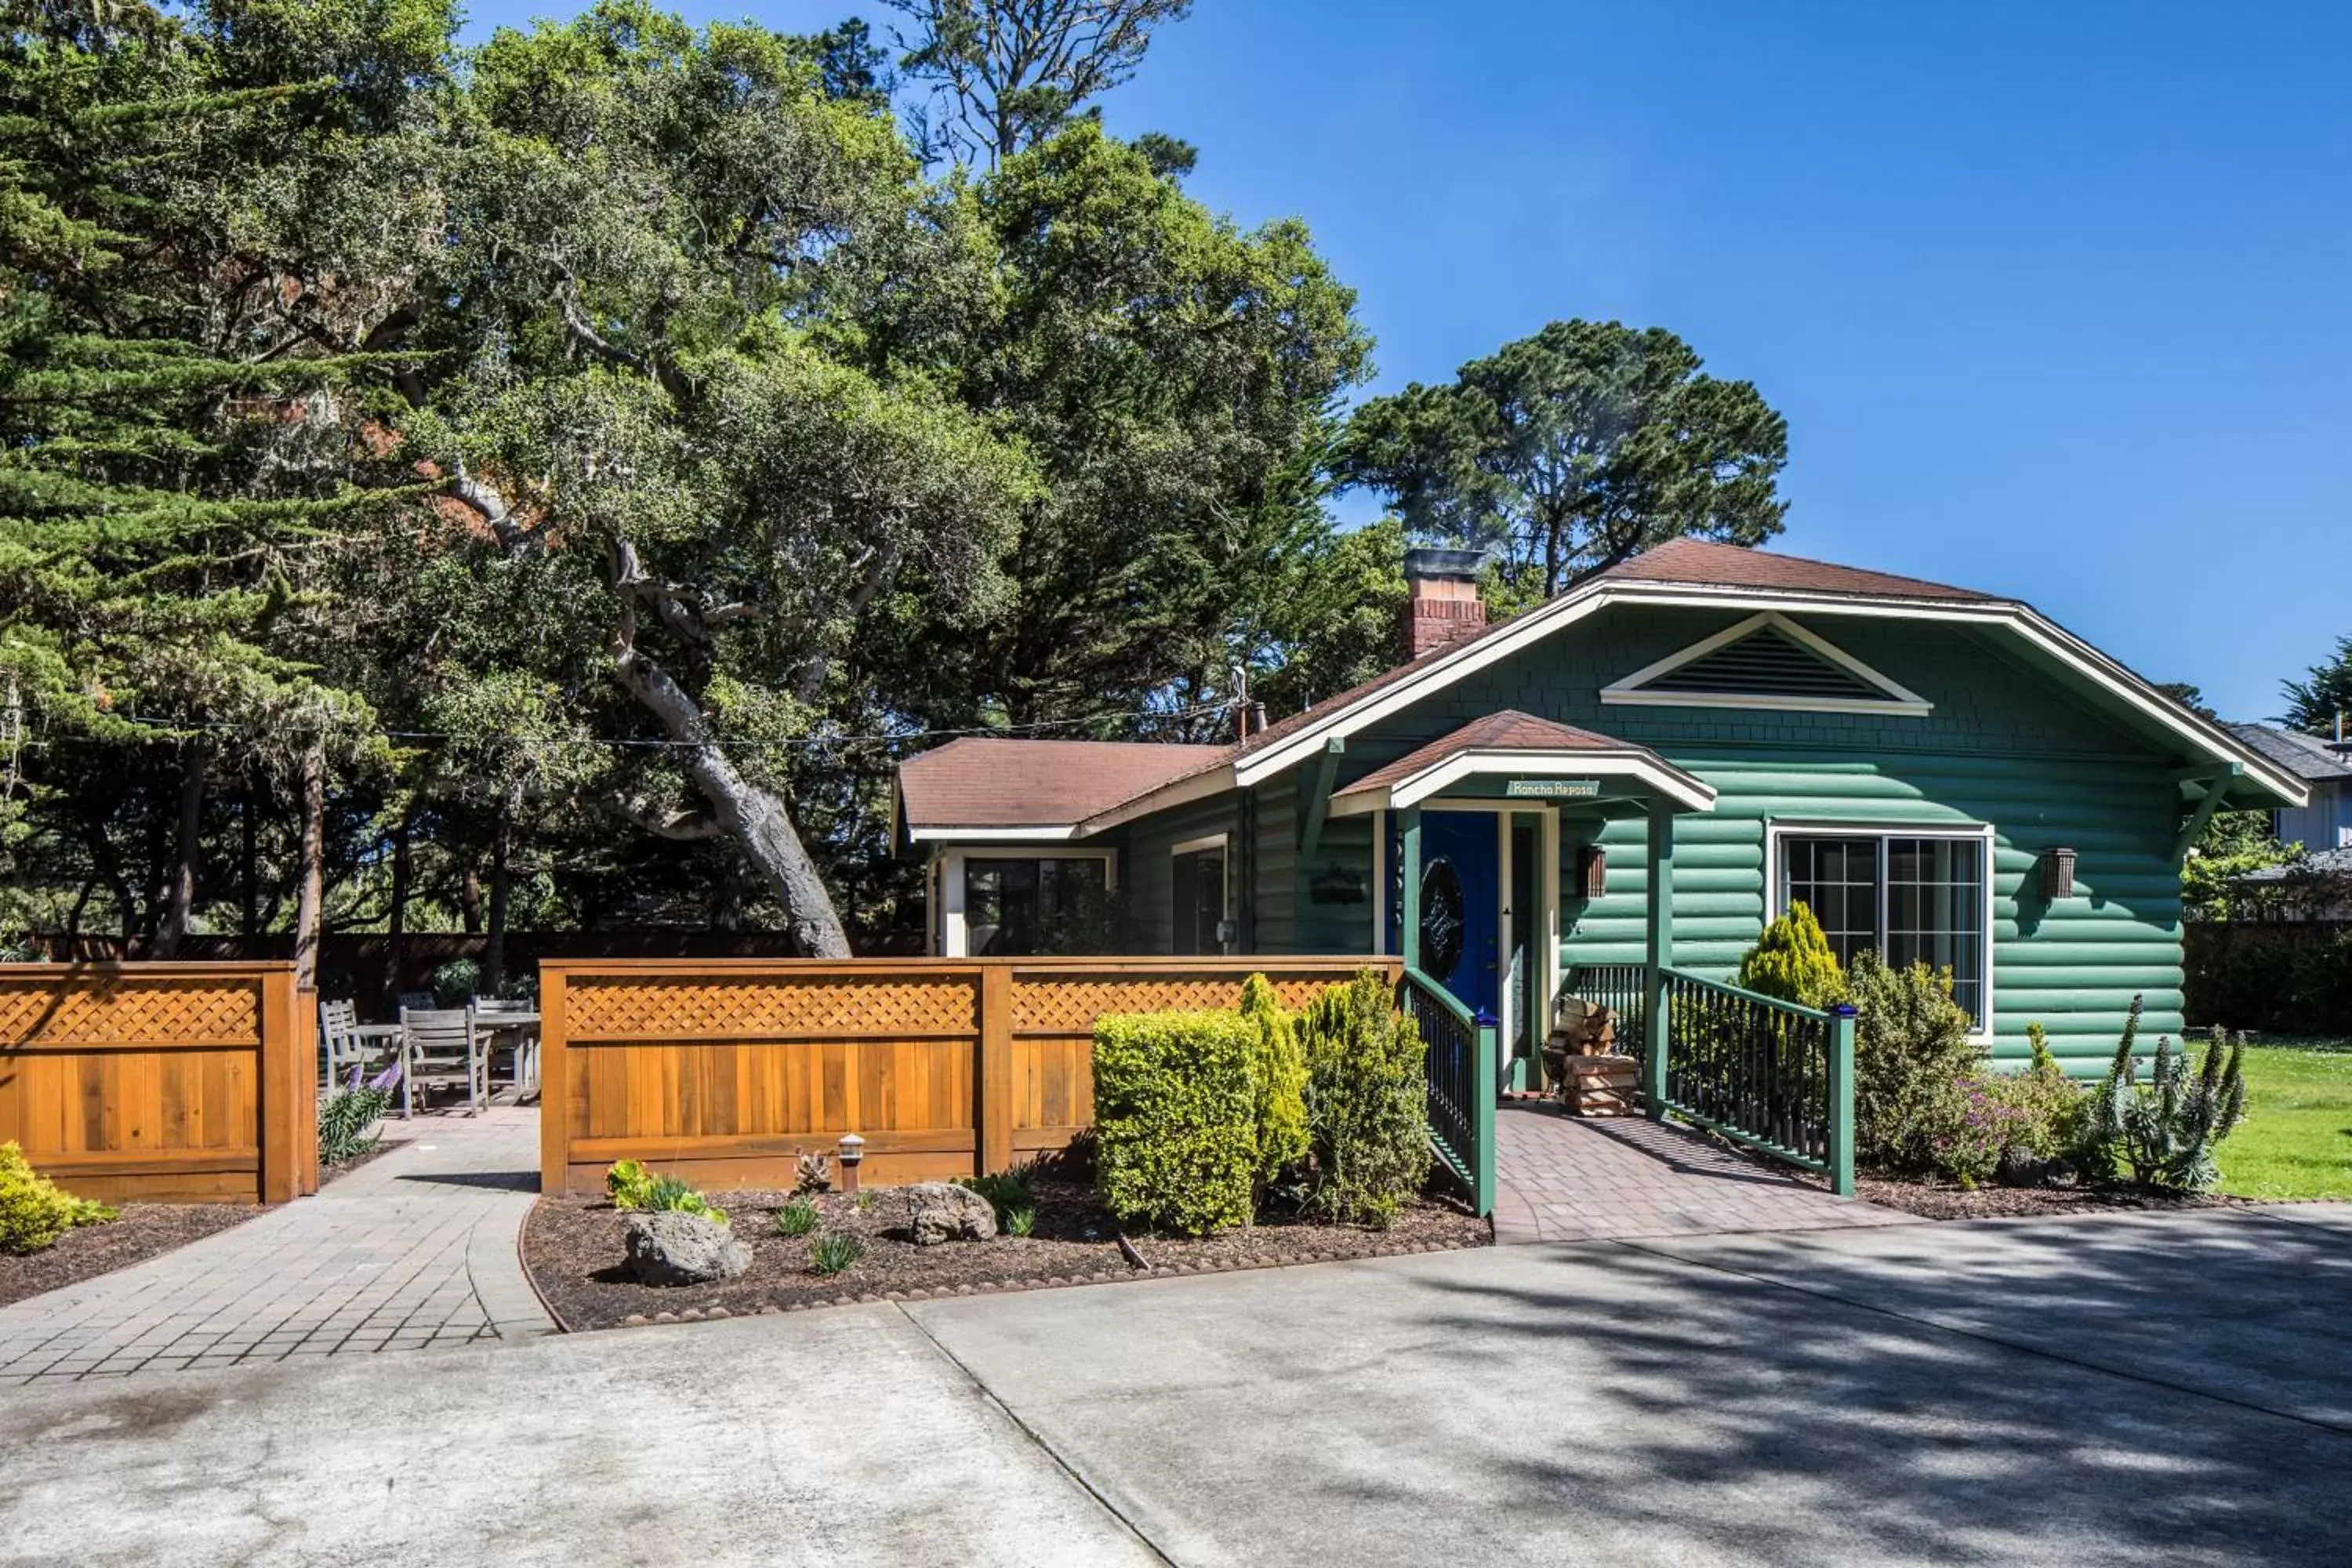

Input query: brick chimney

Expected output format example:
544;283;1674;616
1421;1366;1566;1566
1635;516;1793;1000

1402;546;1488;660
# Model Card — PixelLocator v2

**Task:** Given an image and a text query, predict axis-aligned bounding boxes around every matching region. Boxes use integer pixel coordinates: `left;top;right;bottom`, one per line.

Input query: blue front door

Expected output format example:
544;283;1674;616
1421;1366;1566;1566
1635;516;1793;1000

1414;811;1500;1018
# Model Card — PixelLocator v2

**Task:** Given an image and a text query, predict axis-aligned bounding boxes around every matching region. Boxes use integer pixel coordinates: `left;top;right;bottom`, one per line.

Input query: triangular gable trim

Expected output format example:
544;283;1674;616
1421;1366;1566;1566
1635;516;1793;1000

1600;611;1933;717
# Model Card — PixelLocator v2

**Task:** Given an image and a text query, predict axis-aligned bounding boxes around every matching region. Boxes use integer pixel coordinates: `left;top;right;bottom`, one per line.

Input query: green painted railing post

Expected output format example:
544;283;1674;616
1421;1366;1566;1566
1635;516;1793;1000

1642;803;1675;1120
1829;1003;1857;1198
1473;1011;1498;1216
1399;806;1423;971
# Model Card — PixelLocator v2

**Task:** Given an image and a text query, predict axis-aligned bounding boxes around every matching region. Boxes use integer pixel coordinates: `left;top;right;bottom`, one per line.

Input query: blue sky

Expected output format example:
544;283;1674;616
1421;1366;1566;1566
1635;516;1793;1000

460;1;2350;722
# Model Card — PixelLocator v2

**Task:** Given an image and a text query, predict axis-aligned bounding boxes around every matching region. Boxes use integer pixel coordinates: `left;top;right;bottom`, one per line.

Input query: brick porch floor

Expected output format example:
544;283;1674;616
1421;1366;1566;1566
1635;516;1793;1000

1490;1100;1915;1245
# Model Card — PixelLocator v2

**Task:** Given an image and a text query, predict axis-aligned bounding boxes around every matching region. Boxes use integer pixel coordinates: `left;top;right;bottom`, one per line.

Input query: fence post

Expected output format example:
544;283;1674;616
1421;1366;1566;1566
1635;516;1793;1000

1473;1011;1498;1217
258;968;299;1203
539;967;568;1195
978;965;1013;1177
1642;803;1675;1120
1829;1003;1857;1198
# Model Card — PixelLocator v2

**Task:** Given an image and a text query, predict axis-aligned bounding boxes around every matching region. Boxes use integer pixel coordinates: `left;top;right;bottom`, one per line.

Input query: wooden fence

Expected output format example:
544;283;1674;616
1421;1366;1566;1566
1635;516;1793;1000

0;963;316;1204
538;957;1396;1195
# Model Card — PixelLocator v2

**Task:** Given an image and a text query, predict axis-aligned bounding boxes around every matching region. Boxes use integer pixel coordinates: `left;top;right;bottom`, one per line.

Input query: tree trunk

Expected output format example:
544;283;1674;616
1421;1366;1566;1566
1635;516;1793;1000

387;807;412;1002
459;867;482;934
482;810;510;996
292;744;325;994
240;777;261;938
611;641;851;957
153;742;206;959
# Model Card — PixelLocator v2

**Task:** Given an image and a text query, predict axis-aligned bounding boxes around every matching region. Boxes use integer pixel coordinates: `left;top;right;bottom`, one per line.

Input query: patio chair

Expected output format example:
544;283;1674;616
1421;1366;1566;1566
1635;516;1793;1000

398;1007;487;1118
319;999;401;1089
469;996;539;1101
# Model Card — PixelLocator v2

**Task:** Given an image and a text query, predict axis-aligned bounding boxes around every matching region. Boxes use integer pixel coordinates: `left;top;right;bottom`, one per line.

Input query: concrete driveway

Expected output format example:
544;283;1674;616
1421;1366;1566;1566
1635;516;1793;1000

3;1204;2347;1566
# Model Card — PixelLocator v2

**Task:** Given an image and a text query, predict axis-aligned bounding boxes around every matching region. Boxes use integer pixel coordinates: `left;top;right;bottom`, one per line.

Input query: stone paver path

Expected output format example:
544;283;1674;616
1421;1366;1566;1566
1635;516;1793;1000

1490;1099;1913;1243
0;1107;550;1384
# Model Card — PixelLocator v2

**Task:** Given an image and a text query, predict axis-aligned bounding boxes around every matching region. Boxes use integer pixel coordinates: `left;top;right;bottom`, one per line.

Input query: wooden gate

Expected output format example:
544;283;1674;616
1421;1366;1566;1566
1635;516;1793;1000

0;962;314;1203
538;957;1392;1194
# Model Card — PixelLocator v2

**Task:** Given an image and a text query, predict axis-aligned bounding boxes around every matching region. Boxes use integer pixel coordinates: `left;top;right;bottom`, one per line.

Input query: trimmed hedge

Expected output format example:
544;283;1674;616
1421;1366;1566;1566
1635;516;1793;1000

1093;1009;1259;1234
1298;970;1431;1226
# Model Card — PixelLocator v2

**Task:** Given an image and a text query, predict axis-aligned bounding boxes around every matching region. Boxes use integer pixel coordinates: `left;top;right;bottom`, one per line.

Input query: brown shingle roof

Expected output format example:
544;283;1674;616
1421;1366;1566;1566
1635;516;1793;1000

1595;538;1991;601
897;737;1232;831
1335;712;1651;800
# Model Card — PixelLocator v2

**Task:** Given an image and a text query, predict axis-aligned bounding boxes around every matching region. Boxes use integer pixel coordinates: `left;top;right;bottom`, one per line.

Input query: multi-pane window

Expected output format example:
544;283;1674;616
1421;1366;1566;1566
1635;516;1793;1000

963;857;1109;956
1779;832;1987;1027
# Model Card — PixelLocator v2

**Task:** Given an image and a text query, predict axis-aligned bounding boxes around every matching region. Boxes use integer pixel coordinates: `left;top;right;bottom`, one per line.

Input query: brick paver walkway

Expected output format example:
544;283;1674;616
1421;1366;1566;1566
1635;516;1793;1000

1490;1100;1914;1245
0;1107;552;1384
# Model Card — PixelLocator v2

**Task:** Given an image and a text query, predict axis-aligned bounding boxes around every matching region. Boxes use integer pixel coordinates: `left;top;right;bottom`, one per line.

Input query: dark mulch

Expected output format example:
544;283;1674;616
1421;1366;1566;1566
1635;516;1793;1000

525;1176;1492;1332
0;1203;259;1310
1849;1174;2251;1221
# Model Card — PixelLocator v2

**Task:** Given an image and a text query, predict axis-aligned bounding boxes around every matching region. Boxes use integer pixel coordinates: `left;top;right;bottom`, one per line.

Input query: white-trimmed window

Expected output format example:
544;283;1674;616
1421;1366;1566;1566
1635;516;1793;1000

1767;824;1993;1032
1170;833;1229;956
940;850;1115;956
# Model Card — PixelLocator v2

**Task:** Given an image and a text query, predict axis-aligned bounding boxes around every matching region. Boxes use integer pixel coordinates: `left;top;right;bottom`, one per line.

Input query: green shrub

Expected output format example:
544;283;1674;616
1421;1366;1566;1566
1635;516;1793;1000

1846;950;1981;1171
429;956;481;1007
959;1166;1035;1228
1092;1009;1258;1235
2079;1002;2249;1190
1004;1204;1036;1237
1737;902;1846;1009
0;1142;116;1256
1240;973;1310;1184
808;1231;864;1276
773;1199;819;1237
605;1161;726;1225
1298;970;1432;1227
317;1087;391;1166
605;1159;655;1207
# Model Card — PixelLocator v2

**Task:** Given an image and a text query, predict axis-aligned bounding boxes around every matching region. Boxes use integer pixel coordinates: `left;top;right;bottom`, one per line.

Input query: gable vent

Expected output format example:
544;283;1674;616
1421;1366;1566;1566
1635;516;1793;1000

1645;626;1885;701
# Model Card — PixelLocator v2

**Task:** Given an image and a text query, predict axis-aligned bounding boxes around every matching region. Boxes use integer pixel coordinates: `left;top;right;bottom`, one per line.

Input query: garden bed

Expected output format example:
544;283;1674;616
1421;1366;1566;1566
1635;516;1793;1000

0;1203;258;1310
1846;1174;2252;1222
524;1176;1490;1331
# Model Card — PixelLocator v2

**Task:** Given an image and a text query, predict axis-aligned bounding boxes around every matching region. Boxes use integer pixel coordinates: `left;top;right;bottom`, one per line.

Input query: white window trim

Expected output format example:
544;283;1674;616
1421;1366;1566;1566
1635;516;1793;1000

1764;819;1998;1042
1602;610;1933;717
936;847;1118;958
1171;833;1232;956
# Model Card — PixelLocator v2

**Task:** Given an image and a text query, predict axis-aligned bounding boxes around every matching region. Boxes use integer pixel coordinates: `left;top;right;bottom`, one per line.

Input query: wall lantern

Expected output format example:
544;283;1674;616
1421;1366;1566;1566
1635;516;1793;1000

837;1132;866;1195
2042;847;2077;902
1578;845;1608;902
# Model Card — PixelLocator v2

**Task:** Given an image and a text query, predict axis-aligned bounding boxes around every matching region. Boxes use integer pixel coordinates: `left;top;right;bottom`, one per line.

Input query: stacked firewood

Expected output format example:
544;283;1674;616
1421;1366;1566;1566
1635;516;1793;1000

1541;994;1639;1117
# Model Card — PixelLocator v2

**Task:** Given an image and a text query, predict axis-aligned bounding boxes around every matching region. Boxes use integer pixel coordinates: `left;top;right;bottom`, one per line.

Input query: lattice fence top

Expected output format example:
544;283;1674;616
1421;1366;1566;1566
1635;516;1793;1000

1011;971;1351;1033
0;977;262;1047
564;975;979;1038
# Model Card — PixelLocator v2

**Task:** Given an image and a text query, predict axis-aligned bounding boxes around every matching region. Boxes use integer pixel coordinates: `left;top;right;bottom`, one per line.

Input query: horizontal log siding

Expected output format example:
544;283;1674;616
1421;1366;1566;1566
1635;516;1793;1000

1335;604;2180;1074
539;957;1392;1194
1120;795;1242;953
0;963;313;1203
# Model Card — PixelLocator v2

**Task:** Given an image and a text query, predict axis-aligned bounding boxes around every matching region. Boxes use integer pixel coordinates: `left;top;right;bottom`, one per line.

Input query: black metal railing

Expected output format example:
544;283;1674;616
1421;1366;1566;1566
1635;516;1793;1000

1563;962;1647;1066
1659;967;1844;1177
1402;967;1493;1214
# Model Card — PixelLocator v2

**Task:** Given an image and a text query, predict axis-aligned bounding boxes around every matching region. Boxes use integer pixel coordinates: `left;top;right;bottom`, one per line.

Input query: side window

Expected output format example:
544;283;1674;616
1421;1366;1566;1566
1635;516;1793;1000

1171;846;1226;955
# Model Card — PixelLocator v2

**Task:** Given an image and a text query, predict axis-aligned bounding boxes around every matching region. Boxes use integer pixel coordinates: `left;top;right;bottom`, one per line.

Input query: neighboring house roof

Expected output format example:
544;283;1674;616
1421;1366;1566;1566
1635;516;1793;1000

1330;711;1716;814
2241;846;2352;881
1592;537;1992;601
896;737;1231;840
896;543;2311;840
2224;723;2352;782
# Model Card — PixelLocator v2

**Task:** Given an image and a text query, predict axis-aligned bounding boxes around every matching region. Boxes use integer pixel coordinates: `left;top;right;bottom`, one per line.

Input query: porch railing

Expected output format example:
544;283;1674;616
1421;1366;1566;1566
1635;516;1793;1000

1655;967;1855;1197
1563;962;1647;1066
1401;967;1495;1217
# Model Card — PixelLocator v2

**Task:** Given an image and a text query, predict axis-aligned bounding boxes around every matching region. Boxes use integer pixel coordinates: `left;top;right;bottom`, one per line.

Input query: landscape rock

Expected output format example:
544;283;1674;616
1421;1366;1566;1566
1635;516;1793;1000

622;1210;751;1286
902;1181;1000;1244
1994;1146;2080;1190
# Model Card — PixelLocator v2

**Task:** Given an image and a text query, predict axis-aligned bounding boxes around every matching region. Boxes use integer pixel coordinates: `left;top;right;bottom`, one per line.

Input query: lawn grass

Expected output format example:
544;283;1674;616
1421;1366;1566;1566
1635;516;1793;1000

2216;1040;2352;1201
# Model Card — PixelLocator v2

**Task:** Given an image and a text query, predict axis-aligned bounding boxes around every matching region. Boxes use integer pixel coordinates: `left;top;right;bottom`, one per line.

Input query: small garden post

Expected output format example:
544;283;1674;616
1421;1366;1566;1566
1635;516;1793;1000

1399;806;1424;971
1829;1003;1857;1198
1474;1011;1498;1213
